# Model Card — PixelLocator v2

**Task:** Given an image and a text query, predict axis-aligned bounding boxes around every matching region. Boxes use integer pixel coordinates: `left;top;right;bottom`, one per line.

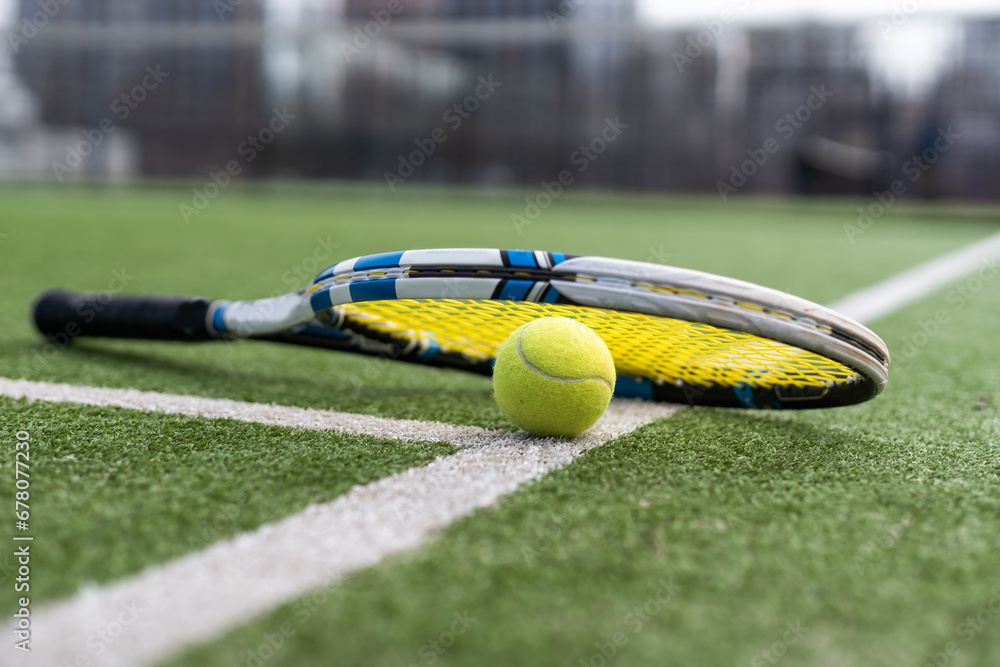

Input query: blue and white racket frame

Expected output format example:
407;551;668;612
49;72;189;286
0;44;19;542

33;248;890;409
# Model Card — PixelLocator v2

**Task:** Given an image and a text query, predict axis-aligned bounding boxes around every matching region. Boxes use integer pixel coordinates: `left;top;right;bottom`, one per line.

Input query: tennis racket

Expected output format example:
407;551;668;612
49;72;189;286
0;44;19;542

32;248;889;409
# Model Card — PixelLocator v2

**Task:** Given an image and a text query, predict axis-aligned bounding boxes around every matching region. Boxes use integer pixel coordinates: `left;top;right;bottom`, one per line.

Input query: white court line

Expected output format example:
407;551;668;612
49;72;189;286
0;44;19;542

5;228;998;666
0;377;498;447
0;378;676;667
829;230;1000;324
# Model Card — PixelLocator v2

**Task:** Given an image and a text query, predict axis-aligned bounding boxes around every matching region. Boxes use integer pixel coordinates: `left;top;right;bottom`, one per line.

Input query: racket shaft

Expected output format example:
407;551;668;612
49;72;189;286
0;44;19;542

33;290;215;342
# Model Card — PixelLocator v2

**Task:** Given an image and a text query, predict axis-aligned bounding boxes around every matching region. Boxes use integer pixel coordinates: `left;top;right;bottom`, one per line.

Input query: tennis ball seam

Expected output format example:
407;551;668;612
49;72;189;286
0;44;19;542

517;328;613;390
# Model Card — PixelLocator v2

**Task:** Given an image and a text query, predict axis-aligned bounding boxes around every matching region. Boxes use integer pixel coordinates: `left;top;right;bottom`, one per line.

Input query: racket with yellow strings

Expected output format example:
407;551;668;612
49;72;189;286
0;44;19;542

32;248;889;409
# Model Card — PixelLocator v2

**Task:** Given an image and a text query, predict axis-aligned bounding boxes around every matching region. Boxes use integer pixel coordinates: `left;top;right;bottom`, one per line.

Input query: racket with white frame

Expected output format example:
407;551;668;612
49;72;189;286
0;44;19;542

33;248;889;409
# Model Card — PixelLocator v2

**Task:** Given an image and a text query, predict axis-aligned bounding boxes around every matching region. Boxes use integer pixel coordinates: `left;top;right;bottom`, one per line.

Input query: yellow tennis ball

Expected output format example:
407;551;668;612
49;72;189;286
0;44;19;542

493;317;616;437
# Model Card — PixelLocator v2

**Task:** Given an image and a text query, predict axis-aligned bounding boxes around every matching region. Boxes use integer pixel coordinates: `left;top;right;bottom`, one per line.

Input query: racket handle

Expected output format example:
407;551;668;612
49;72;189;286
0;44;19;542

33;289;217;342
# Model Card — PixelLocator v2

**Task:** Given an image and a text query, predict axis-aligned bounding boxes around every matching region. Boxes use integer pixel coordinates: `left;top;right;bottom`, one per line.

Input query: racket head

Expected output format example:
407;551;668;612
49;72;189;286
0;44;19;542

284;249;889;409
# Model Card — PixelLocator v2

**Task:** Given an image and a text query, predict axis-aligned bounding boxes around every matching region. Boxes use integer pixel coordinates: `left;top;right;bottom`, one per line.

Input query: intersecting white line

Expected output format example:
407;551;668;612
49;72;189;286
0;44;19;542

5;227;997;667
829;230;1000;324
0;378;675;667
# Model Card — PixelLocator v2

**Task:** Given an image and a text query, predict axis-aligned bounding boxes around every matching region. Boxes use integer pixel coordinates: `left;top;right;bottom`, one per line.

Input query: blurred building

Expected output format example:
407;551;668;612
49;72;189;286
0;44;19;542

0;23;137;179
4;1;1000;198
0;32;41;175
734;25;888;196
932;19;1000;199
294;0;643;185
13;0;265;175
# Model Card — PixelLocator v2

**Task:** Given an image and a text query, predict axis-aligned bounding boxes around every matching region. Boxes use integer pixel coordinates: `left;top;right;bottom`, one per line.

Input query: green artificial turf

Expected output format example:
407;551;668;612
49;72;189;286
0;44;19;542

0;399;456;612
166;241;1000;667
1;183;999;666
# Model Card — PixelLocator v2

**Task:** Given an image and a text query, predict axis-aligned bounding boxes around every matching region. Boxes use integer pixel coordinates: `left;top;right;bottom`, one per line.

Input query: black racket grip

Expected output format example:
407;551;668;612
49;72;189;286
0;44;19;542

33;289;217;342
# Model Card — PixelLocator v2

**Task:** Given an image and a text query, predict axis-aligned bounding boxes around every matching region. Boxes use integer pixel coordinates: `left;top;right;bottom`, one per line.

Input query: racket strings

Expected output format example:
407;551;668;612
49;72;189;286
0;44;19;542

331;299;857;390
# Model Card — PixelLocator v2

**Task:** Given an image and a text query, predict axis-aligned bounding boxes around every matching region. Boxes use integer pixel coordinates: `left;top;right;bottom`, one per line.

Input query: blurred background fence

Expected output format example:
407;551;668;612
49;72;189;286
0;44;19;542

2;0;999;198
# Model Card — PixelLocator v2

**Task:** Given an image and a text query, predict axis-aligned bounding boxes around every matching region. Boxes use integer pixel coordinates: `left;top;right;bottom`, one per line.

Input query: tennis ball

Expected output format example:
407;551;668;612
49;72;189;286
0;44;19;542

493;317;616;437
